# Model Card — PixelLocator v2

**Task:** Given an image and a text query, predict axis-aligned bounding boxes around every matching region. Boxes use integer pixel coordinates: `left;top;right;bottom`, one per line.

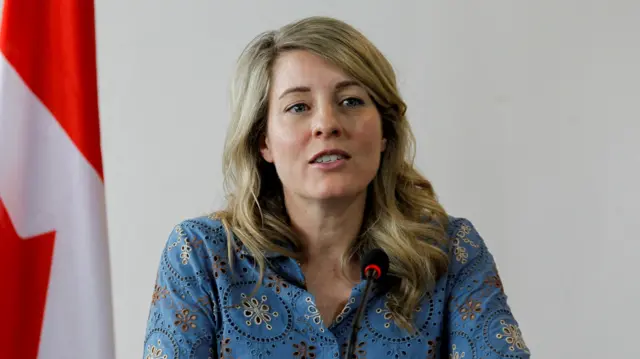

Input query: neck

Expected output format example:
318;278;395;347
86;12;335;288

284;191;367;264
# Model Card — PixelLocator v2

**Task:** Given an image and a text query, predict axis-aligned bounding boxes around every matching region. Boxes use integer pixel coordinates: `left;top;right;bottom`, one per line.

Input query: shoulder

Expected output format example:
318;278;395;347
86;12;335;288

145;215;227;358
441;216;531;357
157;213;232;279
444;215;495;280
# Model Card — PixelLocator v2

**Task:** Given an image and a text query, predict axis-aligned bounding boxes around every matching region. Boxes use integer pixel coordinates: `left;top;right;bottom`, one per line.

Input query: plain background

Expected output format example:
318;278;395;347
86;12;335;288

3;1;639;358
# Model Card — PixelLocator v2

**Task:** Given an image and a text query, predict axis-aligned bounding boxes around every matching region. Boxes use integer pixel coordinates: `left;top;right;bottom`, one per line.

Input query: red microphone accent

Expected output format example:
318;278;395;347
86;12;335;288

363;264;382;279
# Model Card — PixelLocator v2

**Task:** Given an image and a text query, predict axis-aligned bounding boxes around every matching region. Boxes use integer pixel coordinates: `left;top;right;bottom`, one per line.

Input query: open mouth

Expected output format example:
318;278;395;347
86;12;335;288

312;154;347;164
309;150;351;164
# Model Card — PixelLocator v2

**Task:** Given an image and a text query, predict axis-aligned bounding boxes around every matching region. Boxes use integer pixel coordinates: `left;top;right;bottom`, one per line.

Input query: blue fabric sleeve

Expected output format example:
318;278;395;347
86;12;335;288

143;223;218;359
446;218;531;358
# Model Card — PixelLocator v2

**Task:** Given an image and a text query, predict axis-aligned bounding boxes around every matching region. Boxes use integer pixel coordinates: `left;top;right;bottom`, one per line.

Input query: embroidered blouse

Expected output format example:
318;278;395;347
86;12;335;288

143;215;530;359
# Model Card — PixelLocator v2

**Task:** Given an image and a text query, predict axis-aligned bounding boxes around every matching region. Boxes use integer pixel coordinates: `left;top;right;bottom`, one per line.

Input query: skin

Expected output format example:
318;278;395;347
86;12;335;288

260;50;386;325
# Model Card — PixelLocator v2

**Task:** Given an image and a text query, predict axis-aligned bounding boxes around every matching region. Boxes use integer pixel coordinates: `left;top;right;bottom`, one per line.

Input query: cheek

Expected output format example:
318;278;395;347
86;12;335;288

268;124;309;161
353;116;384;153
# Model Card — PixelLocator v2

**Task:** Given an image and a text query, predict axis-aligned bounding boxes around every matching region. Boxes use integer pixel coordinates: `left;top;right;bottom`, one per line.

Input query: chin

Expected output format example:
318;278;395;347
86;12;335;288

312;191;352;200
309;183;366;201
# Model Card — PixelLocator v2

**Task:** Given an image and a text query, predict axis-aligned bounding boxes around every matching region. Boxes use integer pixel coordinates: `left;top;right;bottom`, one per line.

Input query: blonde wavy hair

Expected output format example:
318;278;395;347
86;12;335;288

217;16;450;332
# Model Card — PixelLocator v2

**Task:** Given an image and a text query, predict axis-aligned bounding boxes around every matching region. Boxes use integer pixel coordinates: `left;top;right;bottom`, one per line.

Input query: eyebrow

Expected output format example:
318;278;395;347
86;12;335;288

278;80;363;99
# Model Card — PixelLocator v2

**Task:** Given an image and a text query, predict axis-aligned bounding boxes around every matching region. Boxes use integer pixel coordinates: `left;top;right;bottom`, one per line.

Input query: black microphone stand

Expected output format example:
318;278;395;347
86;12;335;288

344;269;376;359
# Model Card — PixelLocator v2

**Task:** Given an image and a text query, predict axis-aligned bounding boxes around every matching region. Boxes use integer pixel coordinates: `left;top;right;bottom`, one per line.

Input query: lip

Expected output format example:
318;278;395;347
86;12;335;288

308;149;351;164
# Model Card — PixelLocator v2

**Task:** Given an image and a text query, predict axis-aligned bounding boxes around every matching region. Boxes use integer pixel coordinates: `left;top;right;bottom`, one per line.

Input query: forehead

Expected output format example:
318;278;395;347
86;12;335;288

270;50;353;91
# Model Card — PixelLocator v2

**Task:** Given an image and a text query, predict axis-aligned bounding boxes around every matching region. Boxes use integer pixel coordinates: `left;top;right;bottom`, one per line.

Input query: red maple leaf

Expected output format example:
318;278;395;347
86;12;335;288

0;199;56;359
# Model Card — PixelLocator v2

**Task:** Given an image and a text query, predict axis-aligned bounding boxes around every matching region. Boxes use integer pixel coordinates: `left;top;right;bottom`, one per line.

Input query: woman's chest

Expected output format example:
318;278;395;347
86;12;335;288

304;274;355;327
214;279;448;359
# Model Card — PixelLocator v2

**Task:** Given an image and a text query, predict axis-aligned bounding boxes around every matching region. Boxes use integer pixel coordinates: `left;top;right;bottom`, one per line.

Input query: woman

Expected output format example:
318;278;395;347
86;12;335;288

143;16;530;359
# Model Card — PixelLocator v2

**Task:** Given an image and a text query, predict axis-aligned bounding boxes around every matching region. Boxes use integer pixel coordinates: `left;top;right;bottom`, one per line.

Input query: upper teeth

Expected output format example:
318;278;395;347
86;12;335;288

315;154;344;163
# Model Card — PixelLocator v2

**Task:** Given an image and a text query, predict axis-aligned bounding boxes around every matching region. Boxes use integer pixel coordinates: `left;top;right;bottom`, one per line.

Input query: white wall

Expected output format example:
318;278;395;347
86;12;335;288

95;0;637;358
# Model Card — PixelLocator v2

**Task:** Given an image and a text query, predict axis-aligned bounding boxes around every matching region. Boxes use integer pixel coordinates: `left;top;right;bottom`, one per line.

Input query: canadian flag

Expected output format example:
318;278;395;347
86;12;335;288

0;1;115;359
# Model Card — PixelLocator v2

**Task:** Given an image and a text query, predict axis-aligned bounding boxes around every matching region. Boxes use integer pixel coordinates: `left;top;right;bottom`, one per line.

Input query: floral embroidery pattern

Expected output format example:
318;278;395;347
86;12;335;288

459;299;482;321
239;294;278;330
375;302;395;328
220;337;233;359
457;223;471;236
180;238;192;265
167;225;200;260
293;341;317;359
342;341;366;359
266;275;290;294
452;238;468;264
303;297;324;332
376;294;421;328
451;222;482;263
212;255;228;279
335;297;356;324
233;239;247;260
426;337;440;359
174;308;197;332
457;224;479;249
496;320;529;353
167;225;186;251
151;284;169;306
144;215;530;359
145;339;168;359
449;344;465;359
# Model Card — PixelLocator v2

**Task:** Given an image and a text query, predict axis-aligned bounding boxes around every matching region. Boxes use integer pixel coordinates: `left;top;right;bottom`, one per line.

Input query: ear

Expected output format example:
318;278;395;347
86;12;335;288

381;138;387;152
259;134;274;163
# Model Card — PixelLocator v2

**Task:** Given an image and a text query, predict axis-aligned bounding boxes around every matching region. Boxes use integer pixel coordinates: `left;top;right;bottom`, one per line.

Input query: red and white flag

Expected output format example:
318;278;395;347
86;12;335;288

0;1;115;358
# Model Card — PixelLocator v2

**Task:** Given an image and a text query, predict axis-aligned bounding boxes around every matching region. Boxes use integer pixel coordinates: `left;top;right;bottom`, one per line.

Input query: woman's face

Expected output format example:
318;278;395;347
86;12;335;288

260;50;386;202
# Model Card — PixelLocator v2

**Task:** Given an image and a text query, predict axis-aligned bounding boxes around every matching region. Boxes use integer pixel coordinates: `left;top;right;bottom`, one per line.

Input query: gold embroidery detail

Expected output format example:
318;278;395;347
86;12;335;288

168;225;186;250
145;339;168;359
293;341;317;359
266;275;290;294
496;320;529;353
452;240;468;263
457;224;479;248
452;223;482;264
211;254;228;278
376;293;421;328
151;284;169;306
180;237;192;265
459;299;482;320
450;344;465;359
304;297;324;331
335;297;356;323
426;337;440;359
174;308;197;332
375;302;395;329
237;294;277;330
458;223;472;236
220;337;233;359
342;341;366;359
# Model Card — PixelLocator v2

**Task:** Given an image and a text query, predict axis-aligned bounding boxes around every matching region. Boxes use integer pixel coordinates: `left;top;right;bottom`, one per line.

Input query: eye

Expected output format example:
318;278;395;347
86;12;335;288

341;97;365;107
286;103;309;113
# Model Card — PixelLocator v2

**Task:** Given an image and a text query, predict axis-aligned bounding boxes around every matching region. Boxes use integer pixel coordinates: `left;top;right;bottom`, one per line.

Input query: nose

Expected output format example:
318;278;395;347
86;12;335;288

312;106;343;138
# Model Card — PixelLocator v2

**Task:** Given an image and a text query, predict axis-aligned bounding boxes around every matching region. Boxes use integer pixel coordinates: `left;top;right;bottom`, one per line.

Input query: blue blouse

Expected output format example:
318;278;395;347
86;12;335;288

143;214;530;359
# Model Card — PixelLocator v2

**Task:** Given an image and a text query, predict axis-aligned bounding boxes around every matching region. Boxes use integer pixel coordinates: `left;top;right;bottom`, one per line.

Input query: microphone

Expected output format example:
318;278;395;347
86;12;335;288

344;249;389;359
